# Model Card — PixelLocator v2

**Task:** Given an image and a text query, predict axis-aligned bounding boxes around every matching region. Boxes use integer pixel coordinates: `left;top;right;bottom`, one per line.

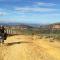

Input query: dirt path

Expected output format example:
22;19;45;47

33;38;60;60
0;35;60;60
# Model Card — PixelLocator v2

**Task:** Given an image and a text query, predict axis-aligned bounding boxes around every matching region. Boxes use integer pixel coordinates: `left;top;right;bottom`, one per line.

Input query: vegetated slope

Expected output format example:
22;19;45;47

0;35;60;60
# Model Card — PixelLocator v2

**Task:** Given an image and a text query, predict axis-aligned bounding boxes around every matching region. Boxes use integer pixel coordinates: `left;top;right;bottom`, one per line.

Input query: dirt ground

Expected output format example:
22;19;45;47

0;35;60;60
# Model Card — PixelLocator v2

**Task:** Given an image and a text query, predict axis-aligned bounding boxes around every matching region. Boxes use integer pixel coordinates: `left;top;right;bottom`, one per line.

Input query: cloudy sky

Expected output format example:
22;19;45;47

0;0;60;24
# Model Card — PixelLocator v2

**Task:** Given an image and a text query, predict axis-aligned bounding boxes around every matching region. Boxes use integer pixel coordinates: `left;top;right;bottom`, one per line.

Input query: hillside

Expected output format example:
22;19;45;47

0;35;60;60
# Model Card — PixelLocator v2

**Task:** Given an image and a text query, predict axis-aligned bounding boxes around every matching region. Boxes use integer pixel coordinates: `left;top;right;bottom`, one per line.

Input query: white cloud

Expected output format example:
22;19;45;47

14;7;57;13
34;2;56;6
0;12;7;16
13;2;58;14
32;13;60;16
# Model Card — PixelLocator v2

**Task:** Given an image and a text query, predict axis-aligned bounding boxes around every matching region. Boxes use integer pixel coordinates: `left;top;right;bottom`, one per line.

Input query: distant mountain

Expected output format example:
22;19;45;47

0;22;44;28
0;22;60;29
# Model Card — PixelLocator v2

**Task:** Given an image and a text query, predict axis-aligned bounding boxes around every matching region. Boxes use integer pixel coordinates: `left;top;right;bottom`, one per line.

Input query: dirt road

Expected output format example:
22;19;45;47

0;35;60;60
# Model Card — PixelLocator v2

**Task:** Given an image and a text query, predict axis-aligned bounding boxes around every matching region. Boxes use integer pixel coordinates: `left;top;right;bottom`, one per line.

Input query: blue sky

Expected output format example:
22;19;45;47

0;0;60;24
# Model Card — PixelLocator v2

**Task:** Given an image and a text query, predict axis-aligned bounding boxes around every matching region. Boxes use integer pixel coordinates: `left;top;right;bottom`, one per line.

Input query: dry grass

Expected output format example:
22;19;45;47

0;35;60;60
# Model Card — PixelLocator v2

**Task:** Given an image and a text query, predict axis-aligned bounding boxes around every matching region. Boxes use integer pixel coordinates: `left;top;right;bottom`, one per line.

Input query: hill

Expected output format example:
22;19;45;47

0;35;60;60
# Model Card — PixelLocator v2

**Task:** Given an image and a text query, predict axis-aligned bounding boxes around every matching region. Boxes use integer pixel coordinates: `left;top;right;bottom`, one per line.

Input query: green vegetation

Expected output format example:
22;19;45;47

20;28;60;41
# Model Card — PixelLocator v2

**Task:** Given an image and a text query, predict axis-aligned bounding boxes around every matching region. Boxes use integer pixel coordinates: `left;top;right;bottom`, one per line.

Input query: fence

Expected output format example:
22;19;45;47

5;28;21;35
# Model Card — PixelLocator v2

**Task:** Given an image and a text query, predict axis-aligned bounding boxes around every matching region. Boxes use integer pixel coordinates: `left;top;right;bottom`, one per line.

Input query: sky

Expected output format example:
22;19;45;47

0;0;60;24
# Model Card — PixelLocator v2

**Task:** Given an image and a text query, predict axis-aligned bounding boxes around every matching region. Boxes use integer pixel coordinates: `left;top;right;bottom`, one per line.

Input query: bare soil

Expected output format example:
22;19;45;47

0;35;60;60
